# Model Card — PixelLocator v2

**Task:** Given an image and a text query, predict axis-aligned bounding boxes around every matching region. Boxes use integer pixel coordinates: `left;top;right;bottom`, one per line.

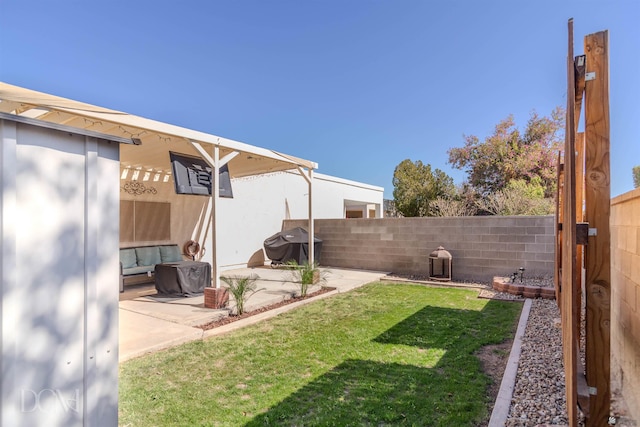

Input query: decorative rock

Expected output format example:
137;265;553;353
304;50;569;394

504;298;583;426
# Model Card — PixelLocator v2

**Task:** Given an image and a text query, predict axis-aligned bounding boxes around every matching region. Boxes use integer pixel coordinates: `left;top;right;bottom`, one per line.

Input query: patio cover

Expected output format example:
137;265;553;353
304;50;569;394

0;82;318;286
0;82;316;177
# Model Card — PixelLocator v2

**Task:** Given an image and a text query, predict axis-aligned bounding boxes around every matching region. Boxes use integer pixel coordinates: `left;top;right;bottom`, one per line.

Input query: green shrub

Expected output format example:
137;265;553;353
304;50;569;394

285;260;324;297
220;275;263;315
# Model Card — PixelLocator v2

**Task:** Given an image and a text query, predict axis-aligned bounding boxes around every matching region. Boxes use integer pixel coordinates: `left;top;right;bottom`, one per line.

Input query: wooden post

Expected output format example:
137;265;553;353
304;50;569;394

575;132;585;343
575;132;591;415
562;18;578;427
555;153;564;307
583;30;611;426
574;53;587;328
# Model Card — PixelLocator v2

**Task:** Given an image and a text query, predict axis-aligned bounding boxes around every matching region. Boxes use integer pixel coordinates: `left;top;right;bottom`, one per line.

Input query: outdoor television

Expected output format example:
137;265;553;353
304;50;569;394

169;151;233;198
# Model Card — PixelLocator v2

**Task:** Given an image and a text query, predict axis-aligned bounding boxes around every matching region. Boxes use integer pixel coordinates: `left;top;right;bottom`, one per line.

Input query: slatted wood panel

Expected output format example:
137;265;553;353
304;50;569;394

120;200;171;243
134;201;171;241
120;200;135;242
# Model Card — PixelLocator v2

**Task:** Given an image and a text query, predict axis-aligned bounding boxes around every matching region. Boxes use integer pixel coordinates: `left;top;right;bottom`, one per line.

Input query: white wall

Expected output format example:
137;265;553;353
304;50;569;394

216;171;383;268
1;120;120;426
118;168;383;270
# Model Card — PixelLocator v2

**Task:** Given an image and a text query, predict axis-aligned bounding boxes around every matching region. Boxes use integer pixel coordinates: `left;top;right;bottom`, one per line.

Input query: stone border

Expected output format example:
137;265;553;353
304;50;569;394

492;276;556;299
380;276;487;290
488;298;533;426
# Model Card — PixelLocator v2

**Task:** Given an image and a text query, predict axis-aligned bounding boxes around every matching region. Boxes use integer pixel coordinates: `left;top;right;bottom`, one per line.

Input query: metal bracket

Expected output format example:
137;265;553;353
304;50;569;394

585;72;596;81
589;386;598;395
589;228;598;236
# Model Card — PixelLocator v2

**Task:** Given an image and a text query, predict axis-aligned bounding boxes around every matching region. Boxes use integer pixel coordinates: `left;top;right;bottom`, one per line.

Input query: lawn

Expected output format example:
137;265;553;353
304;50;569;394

119;283;522;426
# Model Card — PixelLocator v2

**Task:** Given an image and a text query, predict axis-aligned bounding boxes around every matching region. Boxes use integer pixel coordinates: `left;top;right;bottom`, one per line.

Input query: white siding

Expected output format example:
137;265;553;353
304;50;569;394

1;120;119;426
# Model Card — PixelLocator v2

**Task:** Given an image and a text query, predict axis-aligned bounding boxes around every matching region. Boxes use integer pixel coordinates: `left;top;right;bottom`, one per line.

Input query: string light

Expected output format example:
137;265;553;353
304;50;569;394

83;118;103;127
118;125;147;138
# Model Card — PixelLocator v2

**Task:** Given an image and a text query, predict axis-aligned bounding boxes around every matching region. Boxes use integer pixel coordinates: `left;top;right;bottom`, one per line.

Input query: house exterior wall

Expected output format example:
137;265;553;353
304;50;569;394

119;169;383;270
610;188;640;423
1;120;119;426
218;171;383;269
284;215;555;282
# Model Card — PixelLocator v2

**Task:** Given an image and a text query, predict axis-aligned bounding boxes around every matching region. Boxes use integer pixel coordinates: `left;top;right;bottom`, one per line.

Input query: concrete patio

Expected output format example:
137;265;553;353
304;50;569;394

119;266;385;362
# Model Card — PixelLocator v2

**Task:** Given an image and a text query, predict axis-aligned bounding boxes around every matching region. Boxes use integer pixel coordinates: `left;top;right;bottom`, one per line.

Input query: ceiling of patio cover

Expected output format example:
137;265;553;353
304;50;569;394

0;82;317;178
263;227;322;265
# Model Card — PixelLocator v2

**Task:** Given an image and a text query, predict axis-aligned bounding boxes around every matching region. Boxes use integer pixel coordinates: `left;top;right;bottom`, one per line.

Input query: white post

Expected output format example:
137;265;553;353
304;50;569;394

308;168;314;265
297;166;315;265
212;145;220;288
190;143;239;288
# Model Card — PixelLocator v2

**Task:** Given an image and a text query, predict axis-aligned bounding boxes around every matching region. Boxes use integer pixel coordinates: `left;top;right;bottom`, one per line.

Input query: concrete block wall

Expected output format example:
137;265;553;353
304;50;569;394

283;215;555;282
611;188;640;423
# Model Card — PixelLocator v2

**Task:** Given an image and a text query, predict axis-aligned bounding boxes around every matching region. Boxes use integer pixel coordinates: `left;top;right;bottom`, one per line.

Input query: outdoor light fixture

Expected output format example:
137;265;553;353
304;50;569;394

428;246;452;282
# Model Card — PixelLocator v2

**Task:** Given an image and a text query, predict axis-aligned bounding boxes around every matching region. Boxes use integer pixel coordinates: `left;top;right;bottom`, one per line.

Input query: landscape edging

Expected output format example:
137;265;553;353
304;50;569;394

488;298;533;427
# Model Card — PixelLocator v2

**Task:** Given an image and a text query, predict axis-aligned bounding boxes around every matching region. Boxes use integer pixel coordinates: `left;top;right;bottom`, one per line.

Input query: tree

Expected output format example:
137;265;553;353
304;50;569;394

475;178;554;216
429;197;476;217
633;165;640;188
447;108;564;197
392;159;455;217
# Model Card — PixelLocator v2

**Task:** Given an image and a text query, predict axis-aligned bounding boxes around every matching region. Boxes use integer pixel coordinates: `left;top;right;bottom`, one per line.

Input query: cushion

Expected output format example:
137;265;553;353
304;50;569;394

122;265;155;276
135;246;162;267
160;245;183;263
120;248;138;269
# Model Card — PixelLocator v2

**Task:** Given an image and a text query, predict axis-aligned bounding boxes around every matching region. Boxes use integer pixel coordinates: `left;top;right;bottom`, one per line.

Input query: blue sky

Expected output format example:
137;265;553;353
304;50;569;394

1;1;638;198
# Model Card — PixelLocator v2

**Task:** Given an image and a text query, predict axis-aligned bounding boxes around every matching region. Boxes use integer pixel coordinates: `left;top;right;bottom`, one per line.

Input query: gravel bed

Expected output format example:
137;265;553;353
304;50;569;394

505;297;579;426
505;286;633;427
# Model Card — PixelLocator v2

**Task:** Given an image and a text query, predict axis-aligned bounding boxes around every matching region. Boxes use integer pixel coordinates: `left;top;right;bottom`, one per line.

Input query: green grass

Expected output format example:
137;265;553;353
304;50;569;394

119;283;522;426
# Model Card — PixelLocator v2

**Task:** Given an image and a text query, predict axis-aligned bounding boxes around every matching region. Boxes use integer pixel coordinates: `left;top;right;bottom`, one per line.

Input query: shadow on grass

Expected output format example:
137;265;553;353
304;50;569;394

246;299;517;426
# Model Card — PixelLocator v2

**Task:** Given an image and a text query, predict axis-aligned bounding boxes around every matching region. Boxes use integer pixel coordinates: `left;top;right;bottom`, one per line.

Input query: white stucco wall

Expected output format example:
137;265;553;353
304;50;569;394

119;169;382;270
1;120;120;426
214;170;383;269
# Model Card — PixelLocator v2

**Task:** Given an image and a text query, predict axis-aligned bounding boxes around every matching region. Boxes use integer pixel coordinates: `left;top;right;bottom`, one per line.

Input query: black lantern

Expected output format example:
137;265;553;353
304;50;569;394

428;246;452;282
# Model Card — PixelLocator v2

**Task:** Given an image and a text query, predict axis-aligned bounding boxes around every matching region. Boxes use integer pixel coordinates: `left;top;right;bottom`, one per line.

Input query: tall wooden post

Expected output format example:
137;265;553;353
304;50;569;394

562;18;579;427
575;131;585;352
583;30;611;426
554;152;564;307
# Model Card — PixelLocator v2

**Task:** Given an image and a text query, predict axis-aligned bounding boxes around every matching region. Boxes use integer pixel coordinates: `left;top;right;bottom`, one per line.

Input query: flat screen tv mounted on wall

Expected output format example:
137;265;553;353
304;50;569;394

169;151;233;198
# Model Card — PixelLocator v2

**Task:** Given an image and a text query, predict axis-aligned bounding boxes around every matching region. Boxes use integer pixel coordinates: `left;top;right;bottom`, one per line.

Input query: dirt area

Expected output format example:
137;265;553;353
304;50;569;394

476;340;514;426
196;286;336;330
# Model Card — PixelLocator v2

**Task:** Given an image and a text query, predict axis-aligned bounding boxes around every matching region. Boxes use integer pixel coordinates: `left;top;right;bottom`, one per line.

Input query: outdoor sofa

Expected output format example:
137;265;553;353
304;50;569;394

119;244;185;291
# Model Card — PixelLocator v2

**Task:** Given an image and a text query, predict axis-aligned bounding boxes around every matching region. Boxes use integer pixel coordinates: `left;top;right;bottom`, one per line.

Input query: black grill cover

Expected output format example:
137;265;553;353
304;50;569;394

263;227;322;265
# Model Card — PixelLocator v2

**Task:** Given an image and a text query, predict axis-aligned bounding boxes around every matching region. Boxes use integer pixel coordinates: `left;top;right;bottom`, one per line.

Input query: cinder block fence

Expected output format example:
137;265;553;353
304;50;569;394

284;215;555;282
610;188;640;423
